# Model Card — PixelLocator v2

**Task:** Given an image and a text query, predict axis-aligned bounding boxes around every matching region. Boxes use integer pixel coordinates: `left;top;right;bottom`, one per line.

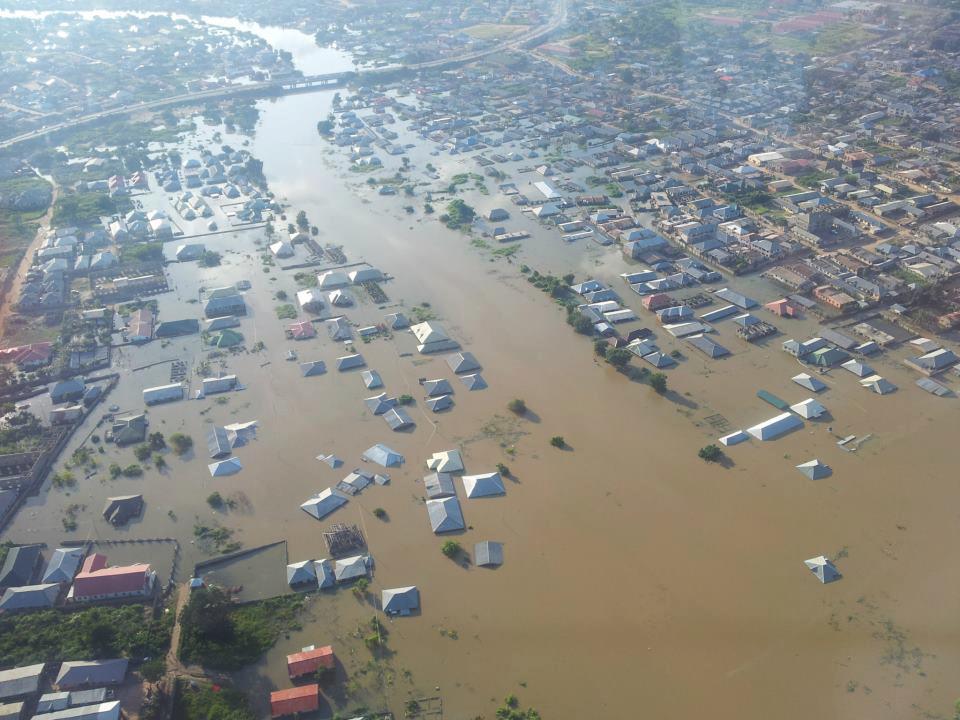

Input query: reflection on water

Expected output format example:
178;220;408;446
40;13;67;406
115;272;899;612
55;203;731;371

0;9;354;77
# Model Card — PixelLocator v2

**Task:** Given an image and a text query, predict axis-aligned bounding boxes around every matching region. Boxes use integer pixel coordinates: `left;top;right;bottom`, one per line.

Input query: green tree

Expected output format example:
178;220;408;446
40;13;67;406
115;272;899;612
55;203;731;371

606;347;632;369
508;398;527;415
650;372;668;394
699;444;723;462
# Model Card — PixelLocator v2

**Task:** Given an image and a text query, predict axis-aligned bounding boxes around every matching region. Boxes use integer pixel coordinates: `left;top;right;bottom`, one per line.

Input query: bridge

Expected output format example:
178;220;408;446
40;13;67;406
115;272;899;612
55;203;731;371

0;0;567;151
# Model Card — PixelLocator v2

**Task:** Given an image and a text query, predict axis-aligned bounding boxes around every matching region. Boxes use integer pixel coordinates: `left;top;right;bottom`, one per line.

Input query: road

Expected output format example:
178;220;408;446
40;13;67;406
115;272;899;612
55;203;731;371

0;0;568;152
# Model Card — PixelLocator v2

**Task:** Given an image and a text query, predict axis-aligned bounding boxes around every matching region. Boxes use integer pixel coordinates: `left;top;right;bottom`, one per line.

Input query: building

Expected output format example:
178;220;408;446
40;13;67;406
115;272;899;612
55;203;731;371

286;646;334;678
0;666;44;702
0;545;42;589
270;686;319;718
54;661;128;690
69;554;156;602
142;384;184;405
813;285;857;312
203;287;246;318
381;586;420;616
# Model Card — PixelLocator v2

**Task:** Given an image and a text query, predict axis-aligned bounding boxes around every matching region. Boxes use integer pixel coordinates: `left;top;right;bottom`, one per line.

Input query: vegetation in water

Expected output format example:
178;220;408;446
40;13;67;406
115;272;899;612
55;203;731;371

507;398;527;415
0;604;172;665
178;587;304;670
699;444;723;462
441;540;462;558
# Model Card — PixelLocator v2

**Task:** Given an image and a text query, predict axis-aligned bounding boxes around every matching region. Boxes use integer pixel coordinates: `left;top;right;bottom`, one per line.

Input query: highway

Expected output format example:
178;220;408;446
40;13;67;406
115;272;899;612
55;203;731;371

0;0;567;151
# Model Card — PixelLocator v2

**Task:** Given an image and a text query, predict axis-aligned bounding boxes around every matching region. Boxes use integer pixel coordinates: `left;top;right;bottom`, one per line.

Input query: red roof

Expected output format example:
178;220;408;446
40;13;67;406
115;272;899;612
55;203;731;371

73;553;151;598
0;342;54;367
288;321;316;340
270;685;319;718
286;646;334;678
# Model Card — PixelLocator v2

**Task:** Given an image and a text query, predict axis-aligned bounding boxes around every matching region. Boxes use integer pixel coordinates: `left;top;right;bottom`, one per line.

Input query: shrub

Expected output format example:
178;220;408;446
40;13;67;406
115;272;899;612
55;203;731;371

606;347;632;369
496;462;510;477
108;463;122;479
441;540;461;558
573;314;594;335
594;340;608;358
148;432;165;450
134;445;151;462
169;433;193;455
649;372;668;394
550;436;566;449
207;492;225;509
122;464;143;478
698;444;723;462
140;657;166;682
507;398;527;415
397;394;414;406
372;507;387;519
199;251;221;267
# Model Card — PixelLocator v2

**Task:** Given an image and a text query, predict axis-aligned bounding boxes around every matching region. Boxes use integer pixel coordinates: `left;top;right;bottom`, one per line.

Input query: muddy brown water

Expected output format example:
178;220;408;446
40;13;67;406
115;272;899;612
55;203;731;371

5;88;960;720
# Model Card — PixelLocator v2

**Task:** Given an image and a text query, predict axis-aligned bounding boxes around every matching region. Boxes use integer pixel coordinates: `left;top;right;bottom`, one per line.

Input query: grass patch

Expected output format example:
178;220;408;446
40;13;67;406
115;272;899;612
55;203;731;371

462;23;527;40
178;587;304;671
0;604;172;665
173;679;254;720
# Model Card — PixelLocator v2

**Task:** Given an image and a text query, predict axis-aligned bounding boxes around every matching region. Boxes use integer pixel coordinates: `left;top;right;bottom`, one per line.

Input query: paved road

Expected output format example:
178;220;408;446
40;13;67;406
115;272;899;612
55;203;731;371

0;0;567;151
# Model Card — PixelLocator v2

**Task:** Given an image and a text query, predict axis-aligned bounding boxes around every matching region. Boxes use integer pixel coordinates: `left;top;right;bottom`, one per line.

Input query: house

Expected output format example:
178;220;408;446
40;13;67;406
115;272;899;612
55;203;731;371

203;287;246;318
462;472;505;498
50;379;85;405
110;414;146;446
0;545;42;589
796;460;832;480
69;554;156;602
207;458;242;477
270;686;319;718
101;495;143;526
446;352;480;374
333;555;371;583
286;561;316;588
32;701;120;720
0;701;24;720
423;472;456;499
0;665;44;701
474;541;504;567
411;321;459;354
287;646;334;679
426;497;465;533
746;413;803;440
804;556;840;583
0;584;60;611
300;488;349;520
42;548;84;584
127;309;154;343
154;319;199;338
55;660;128;689
813;285;857;312
362;444;403;468
790;398;827;419
143;384;184;405
426;449;464;473
296;288;324;313
381;586;420;616
288;321;316;340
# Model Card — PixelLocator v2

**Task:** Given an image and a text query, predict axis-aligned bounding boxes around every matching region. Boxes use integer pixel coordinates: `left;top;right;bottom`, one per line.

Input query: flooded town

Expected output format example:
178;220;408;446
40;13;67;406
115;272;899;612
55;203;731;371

2;0;960;719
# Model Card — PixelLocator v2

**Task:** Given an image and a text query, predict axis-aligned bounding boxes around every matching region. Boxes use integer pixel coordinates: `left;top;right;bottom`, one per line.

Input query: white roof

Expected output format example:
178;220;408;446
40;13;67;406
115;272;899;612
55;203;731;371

804;555;841;583
462;472;505;498
317;270;350;289
300;488;349;520
411;321;450;346
796;459;832;480
334;554;370;582
426;449;464;473
718;430;749;446
426;497;465;533
746;412;803;441
860;374;896;394
791;373;827;392
207;457;242;476
790;398;827;419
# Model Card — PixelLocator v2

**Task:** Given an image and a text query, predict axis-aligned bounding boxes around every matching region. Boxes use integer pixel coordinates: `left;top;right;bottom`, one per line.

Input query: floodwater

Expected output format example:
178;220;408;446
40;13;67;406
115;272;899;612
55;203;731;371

4;17;960;720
